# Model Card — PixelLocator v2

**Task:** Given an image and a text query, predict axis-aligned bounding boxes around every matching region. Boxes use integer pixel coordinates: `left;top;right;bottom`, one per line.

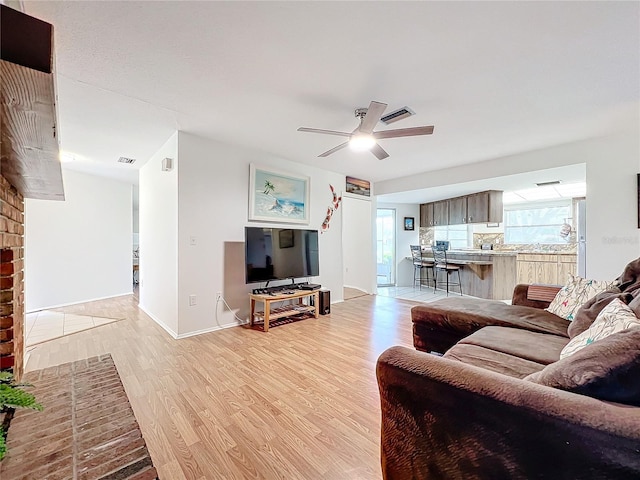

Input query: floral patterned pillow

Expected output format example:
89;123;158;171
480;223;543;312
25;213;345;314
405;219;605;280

560;298;640;359
545;275;615;321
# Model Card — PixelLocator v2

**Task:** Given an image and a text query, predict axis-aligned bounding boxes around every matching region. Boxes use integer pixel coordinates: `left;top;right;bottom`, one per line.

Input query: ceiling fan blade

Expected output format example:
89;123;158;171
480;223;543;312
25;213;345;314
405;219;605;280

370;143;389;160
298;127;351;137
319;141;349;157
358;101;387;134
374;125;434;139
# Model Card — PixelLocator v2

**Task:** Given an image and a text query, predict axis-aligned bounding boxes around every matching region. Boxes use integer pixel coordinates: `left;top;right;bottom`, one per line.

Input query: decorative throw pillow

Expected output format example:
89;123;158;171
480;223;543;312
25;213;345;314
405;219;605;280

629;293;640;318
560;298;640;359
545;275;615;321
525;327;640;406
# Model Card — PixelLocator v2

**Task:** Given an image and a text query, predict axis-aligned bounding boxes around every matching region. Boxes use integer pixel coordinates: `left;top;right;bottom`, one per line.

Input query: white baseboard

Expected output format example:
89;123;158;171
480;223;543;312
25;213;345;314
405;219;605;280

26;292;133;314
138;303;247;340
137;303;178;339
175;320;247;339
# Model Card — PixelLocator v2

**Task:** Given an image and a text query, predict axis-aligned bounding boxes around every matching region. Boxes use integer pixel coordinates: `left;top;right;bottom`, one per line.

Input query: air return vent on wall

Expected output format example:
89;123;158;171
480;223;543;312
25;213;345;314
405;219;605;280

118;157;136;164
380;106;415;125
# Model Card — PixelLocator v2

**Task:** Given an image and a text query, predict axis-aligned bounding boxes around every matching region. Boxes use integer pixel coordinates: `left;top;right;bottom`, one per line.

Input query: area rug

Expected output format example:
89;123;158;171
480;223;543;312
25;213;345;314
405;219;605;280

0;354;158;480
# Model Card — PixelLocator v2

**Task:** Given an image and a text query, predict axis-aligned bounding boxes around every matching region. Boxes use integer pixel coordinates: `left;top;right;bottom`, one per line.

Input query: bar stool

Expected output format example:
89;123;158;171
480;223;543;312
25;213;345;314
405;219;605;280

410;245;434;290
431;246;462;296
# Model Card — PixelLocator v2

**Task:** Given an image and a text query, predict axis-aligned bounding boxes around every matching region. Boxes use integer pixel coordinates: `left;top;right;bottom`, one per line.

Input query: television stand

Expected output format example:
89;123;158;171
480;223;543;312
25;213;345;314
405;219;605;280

249;290;319;332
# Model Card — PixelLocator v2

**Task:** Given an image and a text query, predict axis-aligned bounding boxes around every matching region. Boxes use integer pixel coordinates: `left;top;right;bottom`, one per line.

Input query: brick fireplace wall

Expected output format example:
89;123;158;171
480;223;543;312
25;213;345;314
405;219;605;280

0;174;24;379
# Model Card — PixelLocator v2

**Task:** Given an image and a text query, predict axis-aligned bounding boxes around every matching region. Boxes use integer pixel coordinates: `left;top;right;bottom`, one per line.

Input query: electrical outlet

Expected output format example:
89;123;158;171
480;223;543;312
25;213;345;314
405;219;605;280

189;294;196;306
216;292;222;301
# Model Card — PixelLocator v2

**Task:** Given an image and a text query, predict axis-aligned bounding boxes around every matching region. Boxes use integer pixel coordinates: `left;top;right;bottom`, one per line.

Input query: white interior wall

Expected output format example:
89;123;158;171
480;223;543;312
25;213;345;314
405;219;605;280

138;133;179;335
377;202;421;287
377;132;640;279
25;169;132;311
584;132;640;279
176;132;345;337
343;195;374;293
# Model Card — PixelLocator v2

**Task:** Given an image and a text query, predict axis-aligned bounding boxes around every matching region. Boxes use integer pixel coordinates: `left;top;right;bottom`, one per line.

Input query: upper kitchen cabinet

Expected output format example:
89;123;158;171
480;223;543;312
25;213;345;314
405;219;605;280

448;190;503;225
466;190;503;224
448;196;467;225
421;190;503;227
420;203;433;227
433;200;448;226
420;200;448;227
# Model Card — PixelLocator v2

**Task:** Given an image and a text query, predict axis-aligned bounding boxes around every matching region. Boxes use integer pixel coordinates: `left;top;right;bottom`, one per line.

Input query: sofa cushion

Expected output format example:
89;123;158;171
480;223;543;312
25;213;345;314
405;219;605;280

459;326;569;365
566;289;629;339
412;297;570;338
443;343;546;379
546;275;615;322
561;298;640;359
525;328;640;406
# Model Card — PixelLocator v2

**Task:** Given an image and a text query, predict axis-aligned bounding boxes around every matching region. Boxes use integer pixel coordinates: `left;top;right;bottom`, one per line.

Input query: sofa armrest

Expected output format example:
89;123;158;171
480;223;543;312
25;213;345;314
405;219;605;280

512;283;561;309
377;346;640;480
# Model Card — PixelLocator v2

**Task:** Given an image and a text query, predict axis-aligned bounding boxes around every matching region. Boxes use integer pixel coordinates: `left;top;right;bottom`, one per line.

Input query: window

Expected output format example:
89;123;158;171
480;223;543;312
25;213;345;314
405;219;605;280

433;224;471;250
504;200;571;244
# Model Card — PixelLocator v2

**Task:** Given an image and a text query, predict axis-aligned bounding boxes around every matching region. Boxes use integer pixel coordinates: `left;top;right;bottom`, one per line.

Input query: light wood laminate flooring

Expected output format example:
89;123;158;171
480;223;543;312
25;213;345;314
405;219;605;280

25;293;417;479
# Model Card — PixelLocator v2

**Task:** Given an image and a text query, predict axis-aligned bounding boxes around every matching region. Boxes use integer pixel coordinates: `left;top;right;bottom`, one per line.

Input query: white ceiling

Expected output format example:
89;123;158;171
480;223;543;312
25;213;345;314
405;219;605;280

23;1;640;186
376;163;586;204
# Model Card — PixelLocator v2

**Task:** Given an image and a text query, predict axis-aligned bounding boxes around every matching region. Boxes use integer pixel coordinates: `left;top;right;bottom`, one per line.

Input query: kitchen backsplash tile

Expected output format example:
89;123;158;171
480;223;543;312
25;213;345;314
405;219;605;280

473;233;577;253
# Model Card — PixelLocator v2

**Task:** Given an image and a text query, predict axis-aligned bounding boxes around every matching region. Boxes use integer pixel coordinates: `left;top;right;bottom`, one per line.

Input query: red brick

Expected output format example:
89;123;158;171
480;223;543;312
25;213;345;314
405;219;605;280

0;316;12;328
0;354;14;369
0;355;158;480
2;233;22;247
0;328;13;341
0;249;13;262
0;304;13;316
0;262;13;275
0;340;13;355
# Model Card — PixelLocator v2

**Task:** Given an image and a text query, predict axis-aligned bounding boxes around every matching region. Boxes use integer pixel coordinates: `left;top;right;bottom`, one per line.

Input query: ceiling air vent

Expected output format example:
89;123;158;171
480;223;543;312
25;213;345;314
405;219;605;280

535;180;561;187
118;157;136;164
380;106;415;125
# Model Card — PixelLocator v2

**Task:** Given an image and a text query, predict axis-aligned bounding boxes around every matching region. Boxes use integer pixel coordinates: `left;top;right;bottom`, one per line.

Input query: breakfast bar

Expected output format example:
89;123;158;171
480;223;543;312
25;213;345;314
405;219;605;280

412;249;518;300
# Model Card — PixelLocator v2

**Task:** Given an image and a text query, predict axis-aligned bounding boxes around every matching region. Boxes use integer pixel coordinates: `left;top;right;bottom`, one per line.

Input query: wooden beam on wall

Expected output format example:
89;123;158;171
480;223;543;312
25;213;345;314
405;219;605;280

0;4;64;200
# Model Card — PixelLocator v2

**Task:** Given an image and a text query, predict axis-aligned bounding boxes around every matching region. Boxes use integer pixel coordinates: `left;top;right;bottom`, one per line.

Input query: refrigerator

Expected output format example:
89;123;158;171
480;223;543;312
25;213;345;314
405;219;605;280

576;199;586;277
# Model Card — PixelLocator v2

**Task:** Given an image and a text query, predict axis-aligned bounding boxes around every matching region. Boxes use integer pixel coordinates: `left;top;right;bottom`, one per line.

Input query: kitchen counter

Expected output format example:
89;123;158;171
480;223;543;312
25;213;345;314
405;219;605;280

411;249;518;300
445;249;518;256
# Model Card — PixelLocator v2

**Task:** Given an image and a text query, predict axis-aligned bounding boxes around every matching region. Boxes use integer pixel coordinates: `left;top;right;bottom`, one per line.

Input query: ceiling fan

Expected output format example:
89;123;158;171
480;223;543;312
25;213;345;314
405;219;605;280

297;101;434;160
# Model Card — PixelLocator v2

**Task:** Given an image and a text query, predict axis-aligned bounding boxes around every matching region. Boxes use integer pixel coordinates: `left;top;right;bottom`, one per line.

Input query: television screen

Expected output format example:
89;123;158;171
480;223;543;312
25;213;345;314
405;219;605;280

245;227;319;284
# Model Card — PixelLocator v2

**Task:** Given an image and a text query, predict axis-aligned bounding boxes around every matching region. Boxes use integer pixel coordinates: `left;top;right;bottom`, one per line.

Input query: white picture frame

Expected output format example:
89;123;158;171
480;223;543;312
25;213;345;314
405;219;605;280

248;164;310;224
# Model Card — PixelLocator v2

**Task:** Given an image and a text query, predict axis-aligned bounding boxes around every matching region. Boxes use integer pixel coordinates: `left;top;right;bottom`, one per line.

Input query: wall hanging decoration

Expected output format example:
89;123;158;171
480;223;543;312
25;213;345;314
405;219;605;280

321;184;342;234
249;164;310;224
345;176;371;197
404;217;415;231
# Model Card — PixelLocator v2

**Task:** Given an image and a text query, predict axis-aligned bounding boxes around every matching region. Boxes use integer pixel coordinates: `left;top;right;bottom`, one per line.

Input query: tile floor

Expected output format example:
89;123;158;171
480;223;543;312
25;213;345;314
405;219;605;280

377;284;470;303
25;310;122;346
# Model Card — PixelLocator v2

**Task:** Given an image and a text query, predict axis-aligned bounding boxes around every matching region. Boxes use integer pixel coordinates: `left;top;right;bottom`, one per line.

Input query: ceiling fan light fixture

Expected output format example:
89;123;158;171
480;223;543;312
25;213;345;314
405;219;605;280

349;134;376;151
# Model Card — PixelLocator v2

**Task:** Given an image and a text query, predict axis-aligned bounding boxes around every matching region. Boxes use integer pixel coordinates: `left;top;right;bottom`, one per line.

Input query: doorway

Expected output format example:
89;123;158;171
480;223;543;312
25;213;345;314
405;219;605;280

376;208;395;286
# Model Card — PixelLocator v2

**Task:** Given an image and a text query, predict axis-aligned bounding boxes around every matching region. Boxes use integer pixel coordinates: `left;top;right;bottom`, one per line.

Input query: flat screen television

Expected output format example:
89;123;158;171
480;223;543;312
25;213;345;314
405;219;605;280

245;227;319;284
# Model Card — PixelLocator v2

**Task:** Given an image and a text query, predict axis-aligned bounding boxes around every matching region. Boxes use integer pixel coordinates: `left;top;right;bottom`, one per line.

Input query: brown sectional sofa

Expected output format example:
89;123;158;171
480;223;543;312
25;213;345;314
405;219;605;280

377;259;640;479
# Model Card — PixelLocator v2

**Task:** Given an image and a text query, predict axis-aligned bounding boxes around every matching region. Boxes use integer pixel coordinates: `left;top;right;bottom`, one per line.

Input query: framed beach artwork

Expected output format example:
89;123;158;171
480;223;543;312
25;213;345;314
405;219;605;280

345;176;371;197
249;164;310;224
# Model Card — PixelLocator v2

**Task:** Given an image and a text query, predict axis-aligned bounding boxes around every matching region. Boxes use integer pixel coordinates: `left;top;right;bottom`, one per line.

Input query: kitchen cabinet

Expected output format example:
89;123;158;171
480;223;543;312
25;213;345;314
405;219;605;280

433;200;448;226
446;190;504;225
420;203;434;227
467;191;503;224
517;253;577;285
422;190;503;227
448;197;467;225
